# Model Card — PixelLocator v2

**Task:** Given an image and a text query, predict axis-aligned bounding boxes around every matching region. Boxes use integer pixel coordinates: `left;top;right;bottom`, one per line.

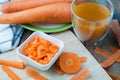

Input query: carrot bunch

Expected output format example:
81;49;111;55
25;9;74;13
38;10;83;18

0;0;74;24
23;36;59;65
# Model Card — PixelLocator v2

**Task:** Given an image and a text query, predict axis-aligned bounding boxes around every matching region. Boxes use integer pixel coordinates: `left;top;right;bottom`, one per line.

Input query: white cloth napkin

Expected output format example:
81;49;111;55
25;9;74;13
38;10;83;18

0;24;24;53
0;0;24;53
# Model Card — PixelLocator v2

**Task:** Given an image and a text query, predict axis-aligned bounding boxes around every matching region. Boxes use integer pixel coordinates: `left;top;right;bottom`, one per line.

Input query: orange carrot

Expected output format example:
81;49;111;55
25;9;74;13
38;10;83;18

24;36;59;65
100;50;120;68
2;65;21;80
70;68;89;80
107;71;120;80
11;0;28;2
59;52;81;74
94;47;120;62
26;68;48;80
111;20;120;46
1;0;72;13
54;59;64;74
109;46;119;53
0;59;24;69
80;56;87;63
0;3;71;24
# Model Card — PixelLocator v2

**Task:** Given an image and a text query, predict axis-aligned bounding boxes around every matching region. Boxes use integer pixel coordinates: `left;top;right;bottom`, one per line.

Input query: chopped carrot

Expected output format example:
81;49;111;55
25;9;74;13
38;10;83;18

100;50;120;68
26;68;48;80
109;46;119;53
1;0;72;13
70;68;89;80
54;59;64;74
107;71;120;80
23;36;59;65
0;3;71;24
95;47;120;62
0;59;24;69
2;65;21;80
59;52;81;74
80;56;87;63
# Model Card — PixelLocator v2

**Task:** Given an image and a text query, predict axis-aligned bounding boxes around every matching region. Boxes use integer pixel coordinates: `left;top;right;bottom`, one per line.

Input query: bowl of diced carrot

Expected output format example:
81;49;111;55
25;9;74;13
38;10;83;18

17;31;64;71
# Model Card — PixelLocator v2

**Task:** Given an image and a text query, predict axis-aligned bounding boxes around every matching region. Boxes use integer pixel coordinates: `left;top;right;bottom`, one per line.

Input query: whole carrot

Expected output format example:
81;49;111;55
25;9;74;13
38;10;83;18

26;68;48;80
0;59;24;69
11;0;28;2
2;65;21;80
1;0;72;13
0;3;71;24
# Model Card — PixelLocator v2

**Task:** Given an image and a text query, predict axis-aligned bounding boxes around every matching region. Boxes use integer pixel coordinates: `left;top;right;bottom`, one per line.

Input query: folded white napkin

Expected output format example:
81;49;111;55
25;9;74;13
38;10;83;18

0;24;24;53
0;0;24;53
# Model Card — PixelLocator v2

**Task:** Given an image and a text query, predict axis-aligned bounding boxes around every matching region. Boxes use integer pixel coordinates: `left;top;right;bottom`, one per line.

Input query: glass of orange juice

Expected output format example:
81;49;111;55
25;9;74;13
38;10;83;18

71;0;114;47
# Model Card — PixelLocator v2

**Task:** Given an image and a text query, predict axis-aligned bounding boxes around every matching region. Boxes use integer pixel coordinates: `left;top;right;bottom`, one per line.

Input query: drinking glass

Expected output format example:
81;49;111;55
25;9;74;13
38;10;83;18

71;0;114;53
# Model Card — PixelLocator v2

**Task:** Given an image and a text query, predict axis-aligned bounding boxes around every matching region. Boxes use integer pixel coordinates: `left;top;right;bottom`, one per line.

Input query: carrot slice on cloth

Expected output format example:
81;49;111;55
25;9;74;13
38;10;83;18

1;0;72;13
2;65;21;80
26;68;48;80
0;3;71;24
59;52;81;74
94;47;120;62
107;71;120;80
70;68;89;80
0;59;24;69
100;50;120;68
109;46;119;53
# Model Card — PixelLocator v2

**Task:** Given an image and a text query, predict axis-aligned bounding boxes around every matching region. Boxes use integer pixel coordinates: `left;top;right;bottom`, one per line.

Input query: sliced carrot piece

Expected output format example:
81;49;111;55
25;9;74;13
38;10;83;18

70;68;89;80
26;68;48;80
2;65;21;80
54;59;64;74
59;52;81;74
109;46;119;53
95;47;120;62
100;50;120;68
80;56;87;63
107;71;120;80
0;59;24;69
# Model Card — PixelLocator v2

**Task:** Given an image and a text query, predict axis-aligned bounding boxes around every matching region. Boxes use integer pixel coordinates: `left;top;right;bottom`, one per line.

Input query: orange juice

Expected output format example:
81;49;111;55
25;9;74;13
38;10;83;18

73;2;110;41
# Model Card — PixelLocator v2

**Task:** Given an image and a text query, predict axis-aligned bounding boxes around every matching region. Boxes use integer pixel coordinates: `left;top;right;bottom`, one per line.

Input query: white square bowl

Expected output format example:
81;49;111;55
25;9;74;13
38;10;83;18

17;31;64;71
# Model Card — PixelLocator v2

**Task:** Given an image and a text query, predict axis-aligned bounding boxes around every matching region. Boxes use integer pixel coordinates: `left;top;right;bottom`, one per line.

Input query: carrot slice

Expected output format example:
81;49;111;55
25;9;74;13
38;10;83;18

0;59;24;69
107;71;120;80
100;50;120;68
59;52;81;74
54;59;64;74
80;56;87;63
26;68;48;80
70;68;89;80
2;65;21;80
94;47;120;62
109;46;119;53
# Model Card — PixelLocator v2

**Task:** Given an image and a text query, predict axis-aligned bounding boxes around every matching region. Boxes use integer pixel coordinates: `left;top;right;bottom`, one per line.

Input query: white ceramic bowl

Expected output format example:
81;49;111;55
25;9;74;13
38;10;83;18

17;31;64;71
